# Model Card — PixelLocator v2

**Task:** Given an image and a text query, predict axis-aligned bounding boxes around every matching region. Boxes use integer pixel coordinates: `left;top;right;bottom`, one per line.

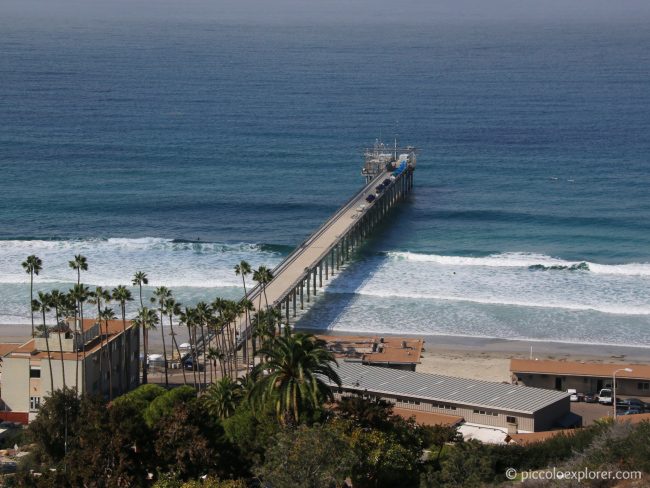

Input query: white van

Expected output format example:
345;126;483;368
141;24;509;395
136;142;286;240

598;388;613;404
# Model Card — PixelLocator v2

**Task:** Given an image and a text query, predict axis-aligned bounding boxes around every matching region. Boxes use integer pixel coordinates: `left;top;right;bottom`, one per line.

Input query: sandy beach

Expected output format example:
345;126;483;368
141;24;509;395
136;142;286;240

3;322;648;384
299;329;650;383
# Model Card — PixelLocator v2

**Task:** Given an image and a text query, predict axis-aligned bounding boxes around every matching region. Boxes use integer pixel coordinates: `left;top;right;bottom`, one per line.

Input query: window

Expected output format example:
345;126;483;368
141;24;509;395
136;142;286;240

29;367;41;378
434;403;456;411
506;416;517;424
638;382;649;391
400;398;421;406
473;409;497;416
29;396;41;411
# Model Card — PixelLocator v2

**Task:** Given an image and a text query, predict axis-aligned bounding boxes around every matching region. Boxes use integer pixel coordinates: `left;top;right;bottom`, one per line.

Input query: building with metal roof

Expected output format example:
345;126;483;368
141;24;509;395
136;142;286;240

511;359;650;400
328;362;572;433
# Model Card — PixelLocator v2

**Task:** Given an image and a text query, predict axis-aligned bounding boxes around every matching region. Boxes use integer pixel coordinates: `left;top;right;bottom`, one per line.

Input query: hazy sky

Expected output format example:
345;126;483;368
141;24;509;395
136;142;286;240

4;0;650;24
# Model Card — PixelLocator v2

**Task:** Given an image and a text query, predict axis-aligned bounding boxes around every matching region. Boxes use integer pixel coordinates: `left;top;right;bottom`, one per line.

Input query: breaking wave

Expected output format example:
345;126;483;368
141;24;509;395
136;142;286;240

0;237;286;287
388;251;650;276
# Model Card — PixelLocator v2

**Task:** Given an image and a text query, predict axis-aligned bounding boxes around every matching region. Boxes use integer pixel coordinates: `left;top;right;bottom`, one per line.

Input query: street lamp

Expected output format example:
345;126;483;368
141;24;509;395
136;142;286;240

613;368;633;420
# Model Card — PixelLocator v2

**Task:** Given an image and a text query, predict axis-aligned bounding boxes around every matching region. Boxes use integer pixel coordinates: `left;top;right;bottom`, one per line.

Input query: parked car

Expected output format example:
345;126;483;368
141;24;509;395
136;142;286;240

617;398;649;412
365;194;376;203
383;178;392;186
583;393;598;403
618;406;644;416
567;389;579;402
597;388;613;405
183;358;203;371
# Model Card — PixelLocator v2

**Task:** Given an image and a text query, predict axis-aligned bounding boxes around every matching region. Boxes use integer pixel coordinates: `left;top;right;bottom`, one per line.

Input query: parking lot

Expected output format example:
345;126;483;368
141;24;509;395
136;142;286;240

570;401;615;426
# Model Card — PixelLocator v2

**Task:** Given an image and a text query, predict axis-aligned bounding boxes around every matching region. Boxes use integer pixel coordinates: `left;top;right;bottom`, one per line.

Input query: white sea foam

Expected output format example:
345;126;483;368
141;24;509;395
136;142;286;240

323;251;650;317
388;251;650;276
328;289;650;316
0;237;283;288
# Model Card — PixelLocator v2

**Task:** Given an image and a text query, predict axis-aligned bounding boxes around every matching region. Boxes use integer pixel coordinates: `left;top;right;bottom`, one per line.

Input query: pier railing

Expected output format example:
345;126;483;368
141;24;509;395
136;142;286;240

242;170;389;309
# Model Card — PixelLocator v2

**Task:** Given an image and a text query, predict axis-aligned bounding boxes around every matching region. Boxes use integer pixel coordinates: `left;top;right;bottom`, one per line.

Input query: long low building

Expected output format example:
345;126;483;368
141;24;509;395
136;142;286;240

328;362;573;433
511;359;650;398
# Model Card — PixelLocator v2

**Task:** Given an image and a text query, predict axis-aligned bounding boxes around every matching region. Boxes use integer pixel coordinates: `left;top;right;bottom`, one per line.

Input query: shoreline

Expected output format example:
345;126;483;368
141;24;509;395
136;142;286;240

297;327;650;362
3;322;649;362
297;327;650;382
2;323;648;384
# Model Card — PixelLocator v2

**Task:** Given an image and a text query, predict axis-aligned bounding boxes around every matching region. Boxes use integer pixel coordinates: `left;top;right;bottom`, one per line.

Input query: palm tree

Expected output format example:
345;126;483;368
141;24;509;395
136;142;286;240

253;266;273;311
133;307;158;385
21;255;42;338
234;261;252;359
234;260;252;296
204;376;242;419
99;307;117;400
194;302;212;389
207;346;225;379
250;328;341;425
70;284;89;392
89;287;111;394
239;298;254;367
251;309;278;358
33;292;55;393
112;285;133;392
179;307;198;390
49;289;67;389
131;271;148;309
68;254;88;286
150;286;171;388
132;271;149;385
206;319;219;383
164;297;186;386
237;372;258;401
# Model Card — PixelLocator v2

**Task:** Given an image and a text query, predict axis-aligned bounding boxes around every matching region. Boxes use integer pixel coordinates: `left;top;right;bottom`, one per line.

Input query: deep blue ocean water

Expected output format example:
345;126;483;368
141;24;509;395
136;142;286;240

1;17;649;345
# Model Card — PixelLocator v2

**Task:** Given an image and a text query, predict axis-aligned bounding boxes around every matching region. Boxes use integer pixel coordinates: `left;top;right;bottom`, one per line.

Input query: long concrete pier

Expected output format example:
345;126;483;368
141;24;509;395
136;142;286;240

238;161;415;342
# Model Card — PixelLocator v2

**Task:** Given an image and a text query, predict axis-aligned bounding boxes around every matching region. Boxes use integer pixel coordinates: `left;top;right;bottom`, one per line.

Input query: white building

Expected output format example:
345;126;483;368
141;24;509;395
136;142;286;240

0;319;139;423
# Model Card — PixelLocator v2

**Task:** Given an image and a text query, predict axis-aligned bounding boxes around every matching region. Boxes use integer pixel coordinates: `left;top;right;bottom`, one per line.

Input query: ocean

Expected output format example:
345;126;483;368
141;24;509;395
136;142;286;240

1;17;649;346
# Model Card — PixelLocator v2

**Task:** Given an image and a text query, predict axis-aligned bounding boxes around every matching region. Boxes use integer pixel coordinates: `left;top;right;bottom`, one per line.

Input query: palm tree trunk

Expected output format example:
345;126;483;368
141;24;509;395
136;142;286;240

80;304;85;393
42;310;54;393
219;358;226;379
186;323;197;389
30;273;34;338
263;284;269;310
142;327;148;384
192;325;199;389
139;284;145;384
57;329;66;390
199;321;207;389
121;303;128;394
97;304;104;394
104;319;113;400
55;306;66;390
169;316;186;385
74;303;79;392
225;322;233;377
241;276;249;364
160;309;168;388
208;345;214;384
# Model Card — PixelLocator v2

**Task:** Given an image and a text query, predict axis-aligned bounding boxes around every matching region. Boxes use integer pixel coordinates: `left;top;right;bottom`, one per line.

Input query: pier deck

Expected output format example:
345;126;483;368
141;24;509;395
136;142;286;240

250;170;389;310
238;161;415;340
193;148;416;361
